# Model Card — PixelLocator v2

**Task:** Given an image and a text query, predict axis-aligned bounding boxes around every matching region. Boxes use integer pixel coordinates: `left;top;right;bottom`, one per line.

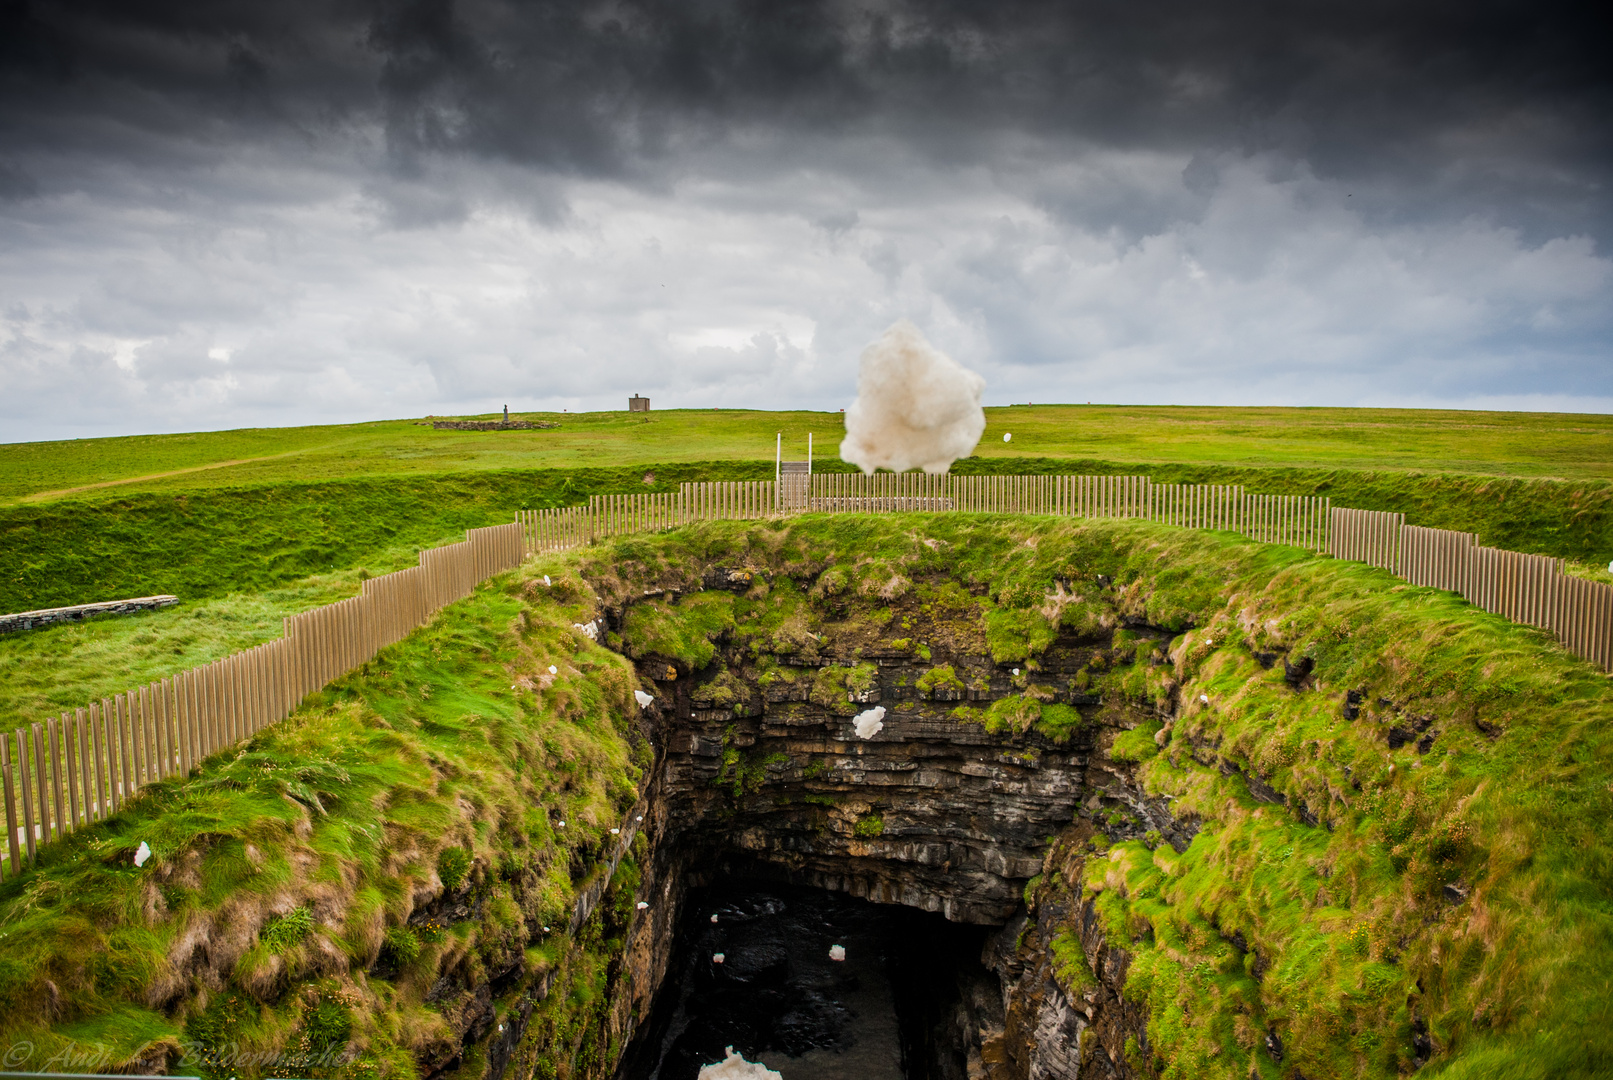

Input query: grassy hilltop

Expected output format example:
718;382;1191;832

1;406;1610;622
3;405;1612;505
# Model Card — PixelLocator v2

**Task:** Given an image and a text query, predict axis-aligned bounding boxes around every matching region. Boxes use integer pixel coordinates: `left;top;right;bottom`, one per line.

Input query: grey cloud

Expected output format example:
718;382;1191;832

0;161;38;199
0;0;1609;442
814;209;859;235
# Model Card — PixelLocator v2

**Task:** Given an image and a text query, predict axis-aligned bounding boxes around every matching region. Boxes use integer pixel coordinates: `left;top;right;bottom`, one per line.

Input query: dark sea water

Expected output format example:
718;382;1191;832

618;881;989;1080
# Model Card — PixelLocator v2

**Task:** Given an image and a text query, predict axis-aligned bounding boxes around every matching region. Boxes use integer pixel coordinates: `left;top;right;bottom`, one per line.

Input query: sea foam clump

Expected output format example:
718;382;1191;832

853;706;886;739
839;320;986;474
697;1047;783;1079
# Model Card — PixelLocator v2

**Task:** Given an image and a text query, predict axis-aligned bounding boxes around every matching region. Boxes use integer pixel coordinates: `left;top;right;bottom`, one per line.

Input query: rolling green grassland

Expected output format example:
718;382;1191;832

3;460;1608;732
0;464;774;615
4;405;1610;506
2;406;1608;621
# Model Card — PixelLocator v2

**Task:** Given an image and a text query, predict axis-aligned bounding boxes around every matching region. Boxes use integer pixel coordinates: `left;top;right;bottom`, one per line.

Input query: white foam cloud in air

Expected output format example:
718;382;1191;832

839;322;986;474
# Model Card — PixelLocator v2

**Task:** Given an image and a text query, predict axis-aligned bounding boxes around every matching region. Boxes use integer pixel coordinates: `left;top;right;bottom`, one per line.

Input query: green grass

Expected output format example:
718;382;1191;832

5;406;1610;506
0;463;814;615
0;411;829;504
0;566;378;726
0;552;649;1079
3;461;1608;623
4;407;1611;617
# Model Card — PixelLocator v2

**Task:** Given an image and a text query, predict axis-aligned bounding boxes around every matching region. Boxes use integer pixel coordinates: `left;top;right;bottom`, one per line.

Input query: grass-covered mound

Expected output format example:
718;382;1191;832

561;514;1612;1079
0;557;650;1079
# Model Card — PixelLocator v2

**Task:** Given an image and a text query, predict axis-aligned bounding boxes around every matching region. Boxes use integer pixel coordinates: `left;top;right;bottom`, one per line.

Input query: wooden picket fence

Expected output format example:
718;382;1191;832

8;470;1610;880
1329;510;1613;670
518;476;1327;549
518;475;1608;670
1326;507;1405;571
811;472;953;512
1;522;524;880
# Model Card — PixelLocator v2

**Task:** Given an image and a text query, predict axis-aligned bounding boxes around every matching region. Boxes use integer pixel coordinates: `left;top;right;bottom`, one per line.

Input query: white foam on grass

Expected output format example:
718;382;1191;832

697;1047;782;1079
853;706;886;739
839;321;986;475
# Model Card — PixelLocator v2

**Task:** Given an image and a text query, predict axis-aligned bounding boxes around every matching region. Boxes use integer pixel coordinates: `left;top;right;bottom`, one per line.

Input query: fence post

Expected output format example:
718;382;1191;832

31;723;51;843
62;713;80;831
1;737;18;875
15;730;34;863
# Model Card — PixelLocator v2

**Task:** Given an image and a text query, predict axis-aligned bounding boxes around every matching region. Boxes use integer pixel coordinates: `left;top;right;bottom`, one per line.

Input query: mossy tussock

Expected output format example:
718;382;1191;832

0;558;652;1080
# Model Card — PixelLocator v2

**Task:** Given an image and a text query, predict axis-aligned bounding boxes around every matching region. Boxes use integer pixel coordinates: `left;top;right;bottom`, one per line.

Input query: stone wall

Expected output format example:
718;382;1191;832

0;594;178;633
429;420;558;431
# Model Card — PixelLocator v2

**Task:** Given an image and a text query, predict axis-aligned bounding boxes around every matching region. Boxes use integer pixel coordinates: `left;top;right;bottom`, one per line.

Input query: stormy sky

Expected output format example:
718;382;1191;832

2;0;1609;441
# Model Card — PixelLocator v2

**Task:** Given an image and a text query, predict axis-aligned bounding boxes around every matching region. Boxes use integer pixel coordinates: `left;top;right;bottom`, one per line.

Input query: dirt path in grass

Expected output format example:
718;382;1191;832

17;449;310;503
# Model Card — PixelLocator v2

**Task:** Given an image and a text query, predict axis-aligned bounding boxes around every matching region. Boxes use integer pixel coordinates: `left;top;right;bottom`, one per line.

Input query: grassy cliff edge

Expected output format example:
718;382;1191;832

1;515;1609;1080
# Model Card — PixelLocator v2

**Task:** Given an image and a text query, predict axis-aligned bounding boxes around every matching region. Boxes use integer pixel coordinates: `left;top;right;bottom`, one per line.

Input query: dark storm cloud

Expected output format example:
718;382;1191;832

4;1;1609;211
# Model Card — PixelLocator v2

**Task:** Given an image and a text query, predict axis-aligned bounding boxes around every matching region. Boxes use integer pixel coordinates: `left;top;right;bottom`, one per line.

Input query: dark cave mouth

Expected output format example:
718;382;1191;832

618;879;997;1080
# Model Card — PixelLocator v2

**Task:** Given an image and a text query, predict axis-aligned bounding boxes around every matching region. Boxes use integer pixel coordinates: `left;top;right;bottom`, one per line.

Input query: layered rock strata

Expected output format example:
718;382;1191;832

607;588;1196;1079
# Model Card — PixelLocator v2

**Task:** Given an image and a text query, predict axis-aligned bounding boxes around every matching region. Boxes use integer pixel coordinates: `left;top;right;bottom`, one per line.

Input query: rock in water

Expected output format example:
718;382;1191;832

839;320;986;474
697;1046;783;1079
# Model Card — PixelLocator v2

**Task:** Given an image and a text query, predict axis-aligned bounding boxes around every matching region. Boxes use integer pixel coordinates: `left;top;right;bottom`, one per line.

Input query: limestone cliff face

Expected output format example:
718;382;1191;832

604;580;1196;1080
981;826;1157;1080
